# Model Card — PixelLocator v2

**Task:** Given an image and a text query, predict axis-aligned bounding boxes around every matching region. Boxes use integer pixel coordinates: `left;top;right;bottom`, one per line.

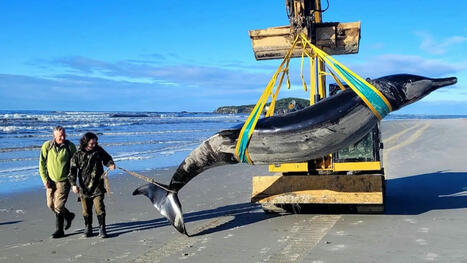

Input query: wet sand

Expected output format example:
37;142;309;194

1;119;467;262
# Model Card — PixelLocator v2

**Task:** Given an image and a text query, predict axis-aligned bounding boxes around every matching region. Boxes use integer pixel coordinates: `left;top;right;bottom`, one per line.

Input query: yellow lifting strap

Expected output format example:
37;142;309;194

235;33;392;164
235;34;301;164
300;35;392;119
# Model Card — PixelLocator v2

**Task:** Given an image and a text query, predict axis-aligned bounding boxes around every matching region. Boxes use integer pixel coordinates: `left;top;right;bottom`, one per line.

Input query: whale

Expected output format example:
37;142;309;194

133;74;457;235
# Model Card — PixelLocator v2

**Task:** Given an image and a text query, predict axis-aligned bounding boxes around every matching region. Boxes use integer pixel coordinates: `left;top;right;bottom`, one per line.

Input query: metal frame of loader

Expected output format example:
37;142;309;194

249;0;386;214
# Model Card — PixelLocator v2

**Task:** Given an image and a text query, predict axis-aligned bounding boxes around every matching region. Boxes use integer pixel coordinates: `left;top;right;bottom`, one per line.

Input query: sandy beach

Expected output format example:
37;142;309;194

1;119;467;262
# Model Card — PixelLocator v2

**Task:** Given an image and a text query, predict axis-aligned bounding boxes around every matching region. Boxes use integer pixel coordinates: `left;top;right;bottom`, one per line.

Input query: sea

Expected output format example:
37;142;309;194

1;110;467;195
0;110;247;195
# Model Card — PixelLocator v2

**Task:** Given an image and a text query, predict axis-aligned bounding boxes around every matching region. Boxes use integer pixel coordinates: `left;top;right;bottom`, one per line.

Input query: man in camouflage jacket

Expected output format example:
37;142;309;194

68;132;115;238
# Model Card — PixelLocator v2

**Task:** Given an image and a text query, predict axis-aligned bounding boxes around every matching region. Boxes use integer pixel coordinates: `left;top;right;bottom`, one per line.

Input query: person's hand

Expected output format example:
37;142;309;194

72;185;79;194
109;164;116;170
43;181;50;189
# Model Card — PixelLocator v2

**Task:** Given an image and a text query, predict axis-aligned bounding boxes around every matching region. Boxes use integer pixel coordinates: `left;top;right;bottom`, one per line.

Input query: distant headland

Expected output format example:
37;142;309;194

214;97;310;114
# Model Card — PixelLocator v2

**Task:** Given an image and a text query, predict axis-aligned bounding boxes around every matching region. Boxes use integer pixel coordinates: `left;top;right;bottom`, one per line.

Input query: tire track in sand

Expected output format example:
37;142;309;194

263;215;341;263
131;214;340;263
131;216;234;263
383;122;430;165
383;123;424;146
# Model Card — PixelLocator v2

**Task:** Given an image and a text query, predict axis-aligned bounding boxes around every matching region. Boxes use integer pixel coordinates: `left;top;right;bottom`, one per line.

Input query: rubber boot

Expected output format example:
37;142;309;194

51;213;65;238
97;214;108;238
82;216;93;238
64;210;75;230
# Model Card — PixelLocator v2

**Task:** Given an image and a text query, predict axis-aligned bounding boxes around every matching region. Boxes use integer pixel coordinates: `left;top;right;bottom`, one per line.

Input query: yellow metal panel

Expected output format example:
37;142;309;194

310;57;316;105
251;175;384;204
333;161;381;172
318;57;326;99
314;0;323;23
269;162;308;172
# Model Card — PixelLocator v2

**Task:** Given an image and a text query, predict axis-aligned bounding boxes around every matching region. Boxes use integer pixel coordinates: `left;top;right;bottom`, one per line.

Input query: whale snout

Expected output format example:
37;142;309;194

371;74;458;111
432;77;457;89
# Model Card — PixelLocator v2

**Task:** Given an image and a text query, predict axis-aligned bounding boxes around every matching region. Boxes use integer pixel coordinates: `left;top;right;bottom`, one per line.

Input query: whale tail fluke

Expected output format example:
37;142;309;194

132;183;187;235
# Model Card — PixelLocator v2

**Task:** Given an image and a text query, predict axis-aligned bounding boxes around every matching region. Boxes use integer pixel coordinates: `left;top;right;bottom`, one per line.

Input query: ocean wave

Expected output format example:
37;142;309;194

68;121;135;130
0;117;38;121
101;129;216;136
0;113;39;120
0;174;31;183
0;138;198;153
103;139;193;147
110;113;149;118
112;143;198;160
61;111;105;115
4;174;34;183
112;146;194;161
0;145;41;153
0;124;54;134
0;122;136;135
0;166;37;174
0;157;36;163
0;127;215;140
160;151;175;156
113;155;154;161
0;126;18;133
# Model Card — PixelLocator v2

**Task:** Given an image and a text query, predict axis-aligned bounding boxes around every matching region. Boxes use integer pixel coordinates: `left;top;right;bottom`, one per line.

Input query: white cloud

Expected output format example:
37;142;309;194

347;54;461;78
49;56;272;92
415;31;467;55
7;51;464;111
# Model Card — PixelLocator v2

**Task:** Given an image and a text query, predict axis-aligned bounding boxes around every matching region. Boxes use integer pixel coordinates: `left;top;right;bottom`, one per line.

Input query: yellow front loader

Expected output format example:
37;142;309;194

249;0;385;213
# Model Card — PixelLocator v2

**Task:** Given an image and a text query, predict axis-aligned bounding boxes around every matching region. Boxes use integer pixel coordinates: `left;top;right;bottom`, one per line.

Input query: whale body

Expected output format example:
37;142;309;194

133;74;457;234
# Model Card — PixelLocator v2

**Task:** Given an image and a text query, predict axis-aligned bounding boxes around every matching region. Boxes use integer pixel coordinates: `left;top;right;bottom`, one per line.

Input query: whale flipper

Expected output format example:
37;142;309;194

132;184;187;235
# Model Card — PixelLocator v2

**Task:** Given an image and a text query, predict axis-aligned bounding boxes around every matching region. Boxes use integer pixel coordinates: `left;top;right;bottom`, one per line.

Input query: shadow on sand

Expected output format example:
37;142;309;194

90;171;467;237
385;171;467;214
0;220;22;226
103;202;277;238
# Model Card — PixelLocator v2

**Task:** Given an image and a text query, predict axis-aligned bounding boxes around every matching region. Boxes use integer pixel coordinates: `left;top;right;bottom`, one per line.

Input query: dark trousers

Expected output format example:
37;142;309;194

80;195;105;217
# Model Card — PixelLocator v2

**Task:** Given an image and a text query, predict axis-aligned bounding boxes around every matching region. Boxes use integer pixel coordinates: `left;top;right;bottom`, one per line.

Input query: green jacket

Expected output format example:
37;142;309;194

39;140;77;183
68;146;114;198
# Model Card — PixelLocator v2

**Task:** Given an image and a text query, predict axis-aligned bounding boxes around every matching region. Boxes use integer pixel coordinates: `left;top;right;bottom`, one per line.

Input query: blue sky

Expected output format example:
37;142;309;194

0;0;466;114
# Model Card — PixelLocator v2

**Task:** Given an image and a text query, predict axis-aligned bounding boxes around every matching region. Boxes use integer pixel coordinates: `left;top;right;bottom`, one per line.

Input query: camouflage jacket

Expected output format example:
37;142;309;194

68;146;114;198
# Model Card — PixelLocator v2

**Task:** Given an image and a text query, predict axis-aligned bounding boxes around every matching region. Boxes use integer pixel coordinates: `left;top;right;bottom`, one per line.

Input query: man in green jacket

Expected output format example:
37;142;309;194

39;126;77;238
